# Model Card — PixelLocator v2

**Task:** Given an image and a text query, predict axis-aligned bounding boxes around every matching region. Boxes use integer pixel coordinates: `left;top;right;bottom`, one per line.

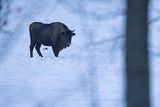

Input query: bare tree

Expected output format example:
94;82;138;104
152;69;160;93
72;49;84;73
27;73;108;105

125;0;150;107
0;0;12;64
0;0;2;26
0;0;1;9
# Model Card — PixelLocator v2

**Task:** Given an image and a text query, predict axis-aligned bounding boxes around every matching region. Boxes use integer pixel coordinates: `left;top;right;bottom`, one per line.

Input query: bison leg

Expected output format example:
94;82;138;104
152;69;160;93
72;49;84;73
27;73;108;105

35;42;43;57
52;46;59;57
30;41;36;58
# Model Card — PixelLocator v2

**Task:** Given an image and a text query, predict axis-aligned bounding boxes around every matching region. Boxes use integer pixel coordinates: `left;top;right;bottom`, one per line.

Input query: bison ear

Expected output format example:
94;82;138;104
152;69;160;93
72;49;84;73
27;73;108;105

72;32;76;36
72;30;75;36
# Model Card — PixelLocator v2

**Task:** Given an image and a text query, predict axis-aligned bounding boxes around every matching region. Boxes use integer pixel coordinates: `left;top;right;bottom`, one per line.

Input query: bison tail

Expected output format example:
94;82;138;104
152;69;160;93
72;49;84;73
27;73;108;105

29;30;32;40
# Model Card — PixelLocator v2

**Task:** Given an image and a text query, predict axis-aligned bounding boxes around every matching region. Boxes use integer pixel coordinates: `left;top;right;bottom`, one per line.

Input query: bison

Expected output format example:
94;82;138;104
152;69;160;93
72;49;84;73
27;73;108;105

29;22;75;57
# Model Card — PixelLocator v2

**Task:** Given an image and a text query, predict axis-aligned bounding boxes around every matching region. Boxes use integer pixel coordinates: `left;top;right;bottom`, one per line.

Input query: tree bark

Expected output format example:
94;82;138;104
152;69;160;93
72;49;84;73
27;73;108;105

125;0;150;107
0;0;2;27
0;0;2;10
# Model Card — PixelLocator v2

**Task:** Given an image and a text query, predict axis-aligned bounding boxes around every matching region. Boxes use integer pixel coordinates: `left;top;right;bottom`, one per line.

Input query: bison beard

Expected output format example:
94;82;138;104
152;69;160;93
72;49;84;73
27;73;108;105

29;22;75;58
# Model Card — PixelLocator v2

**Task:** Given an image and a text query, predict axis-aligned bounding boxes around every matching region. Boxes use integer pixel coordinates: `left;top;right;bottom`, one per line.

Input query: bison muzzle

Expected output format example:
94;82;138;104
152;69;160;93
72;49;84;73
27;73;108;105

29;22;75;57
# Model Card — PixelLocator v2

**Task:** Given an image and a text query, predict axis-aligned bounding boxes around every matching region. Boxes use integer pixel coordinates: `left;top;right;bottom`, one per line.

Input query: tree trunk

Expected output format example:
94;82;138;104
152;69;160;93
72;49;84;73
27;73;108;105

125;0;150;107
0;0;1;10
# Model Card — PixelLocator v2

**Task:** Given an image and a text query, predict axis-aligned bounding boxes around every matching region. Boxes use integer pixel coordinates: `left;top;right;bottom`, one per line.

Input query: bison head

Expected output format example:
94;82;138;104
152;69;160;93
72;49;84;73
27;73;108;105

61;30;75;47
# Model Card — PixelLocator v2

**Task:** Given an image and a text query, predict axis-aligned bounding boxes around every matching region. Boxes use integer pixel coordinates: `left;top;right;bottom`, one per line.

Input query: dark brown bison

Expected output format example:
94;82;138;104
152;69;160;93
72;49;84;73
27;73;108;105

29;22;75;57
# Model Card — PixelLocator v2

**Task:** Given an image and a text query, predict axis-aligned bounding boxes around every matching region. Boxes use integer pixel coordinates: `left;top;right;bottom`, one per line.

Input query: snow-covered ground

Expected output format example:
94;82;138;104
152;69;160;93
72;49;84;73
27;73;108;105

0;0;159;107
150;0;160;107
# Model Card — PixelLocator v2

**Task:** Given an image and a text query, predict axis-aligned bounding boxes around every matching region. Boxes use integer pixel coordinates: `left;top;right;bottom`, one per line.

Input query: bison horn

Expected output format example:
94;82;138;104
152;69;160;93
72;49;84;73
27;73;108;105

72;30;75;32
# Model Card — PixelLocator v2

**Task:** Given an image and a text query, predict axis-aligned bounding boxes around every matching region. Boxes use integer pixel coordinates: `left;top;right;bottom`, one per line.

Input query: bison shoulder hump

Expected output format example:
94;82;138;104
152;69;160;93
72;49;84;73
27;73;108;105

29;22;43;31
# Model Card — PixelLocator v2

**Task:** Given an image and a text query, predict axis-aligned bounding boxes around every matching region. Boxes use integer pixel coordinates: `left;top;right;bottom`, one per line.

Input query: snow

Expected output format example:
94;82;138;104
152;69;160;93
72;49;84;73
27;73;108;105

0;0;159;107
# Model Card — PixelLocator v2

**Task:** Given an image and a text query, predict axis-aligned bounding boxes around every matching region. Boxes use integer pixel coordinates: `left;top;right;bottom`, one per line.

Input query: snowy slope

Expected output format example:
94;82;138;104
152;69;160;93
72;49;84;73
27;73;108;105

0;0;159;107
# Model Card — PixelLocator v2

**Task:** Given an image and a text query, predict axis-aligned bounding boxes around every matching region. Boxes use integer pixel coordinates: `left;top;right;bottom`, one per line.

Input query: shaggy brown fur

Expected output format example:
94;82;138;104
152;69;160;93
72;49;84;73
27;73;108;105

29;22;75;57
